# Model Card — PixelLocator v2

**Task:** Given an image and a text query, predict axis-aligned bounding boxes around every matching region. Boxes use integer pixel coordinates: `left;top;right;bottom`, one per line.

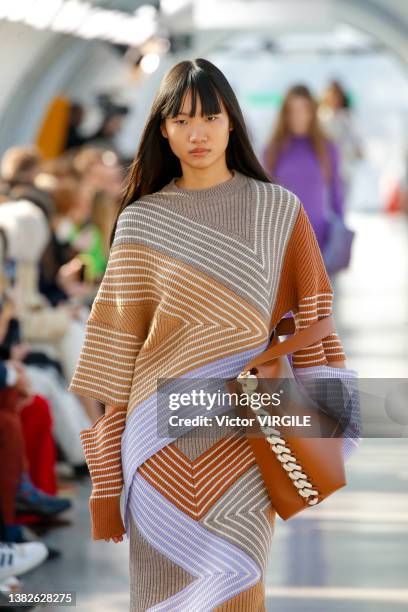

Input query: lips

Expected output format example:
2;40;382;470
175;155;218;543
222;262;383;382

189;148;210;154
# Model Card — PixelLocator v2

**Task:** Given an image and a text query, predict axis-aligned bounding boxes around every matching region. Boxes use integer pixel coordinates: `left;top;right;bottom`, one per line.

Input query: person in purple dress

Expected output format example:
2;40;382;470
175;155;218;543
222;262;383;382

263;84;344;251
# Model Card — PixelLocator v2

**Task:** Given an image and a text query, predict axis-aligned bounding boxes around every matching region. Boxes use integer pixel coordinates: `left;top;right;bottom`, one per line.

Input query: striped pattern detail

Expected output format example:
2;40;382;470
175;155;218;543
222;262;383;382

70;171;353;607
120;346;272;536
69;242;150;407
79;407;126;499
214;581;266;611
129;517;195;611
129;410;276;609
270;203;346;368
71;241;270;412
138;432;256;520
114;178;298;322
203;465;275;572
129;472;263;611
80;407;126;539
72;320;143;405
292;293;345;367
122;241;270;410
294;364;362;455
79;407;126;539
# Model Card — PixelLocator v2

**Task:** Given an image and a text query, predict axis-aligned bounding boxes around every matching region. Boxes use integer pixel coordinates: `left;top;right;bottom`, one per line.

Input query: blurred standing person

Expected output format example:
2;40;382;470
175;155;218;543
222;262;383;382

63;102;88;152
72;147;123;255
318;80;363;196
84;96;129;158
263;84;344;252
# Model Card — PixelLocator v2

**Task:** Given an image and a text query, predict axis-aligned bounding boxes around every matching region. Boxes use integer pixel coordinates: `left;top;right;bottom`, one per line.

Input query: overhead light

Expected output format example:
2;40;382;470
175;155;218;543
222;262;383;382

140;53;160;74
134;5;157;19
51;1;90;34
112;13;156;46
76;8;122;40
0;0;33;22
0;0;158;47
25;0;64;29
160;0;190;15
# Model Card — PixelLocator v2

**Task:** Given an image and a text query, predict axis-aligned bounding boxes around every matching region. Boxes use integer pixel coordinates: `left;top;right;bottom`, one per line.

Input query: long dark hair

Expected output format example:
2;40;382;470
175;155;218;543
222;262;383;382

111;58;271;244
264;84;331;180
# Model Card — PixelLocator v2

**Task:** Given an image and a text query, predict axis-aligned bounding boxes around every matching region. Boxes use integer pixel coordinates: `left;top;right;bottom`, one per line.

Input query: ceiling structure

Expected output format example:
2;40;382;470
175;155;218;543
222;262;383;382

0;0;407;155
0;1;407;61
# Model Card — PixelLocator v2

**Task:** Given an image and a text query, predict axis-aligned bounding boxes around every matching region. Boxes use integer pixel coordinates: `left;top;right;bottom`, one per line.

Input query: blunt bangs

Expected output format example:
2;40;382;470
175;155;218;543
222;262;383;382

160;67;223;119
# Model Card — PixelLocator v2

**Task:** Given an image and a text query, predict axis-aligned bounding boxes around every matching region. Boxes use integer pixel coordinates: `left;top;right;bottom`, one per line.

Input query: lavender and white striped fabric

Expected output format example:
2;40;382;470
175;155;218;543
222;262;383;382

293;365;362;461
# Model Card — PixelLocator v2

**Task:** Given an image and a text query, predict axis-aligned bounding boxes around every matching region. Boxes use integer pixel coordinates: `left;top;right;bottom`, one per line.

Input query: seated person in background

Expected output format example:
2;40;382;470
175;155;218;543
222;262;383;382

0;201;101;425
0;294;91;478
0;357;72;546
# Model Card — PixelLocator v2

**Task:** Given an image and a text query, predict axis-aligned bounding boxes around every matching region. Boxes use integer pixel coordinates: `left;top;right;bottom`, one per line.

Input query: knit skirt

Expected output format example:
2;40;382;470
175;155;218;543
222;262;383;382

127;419;276;611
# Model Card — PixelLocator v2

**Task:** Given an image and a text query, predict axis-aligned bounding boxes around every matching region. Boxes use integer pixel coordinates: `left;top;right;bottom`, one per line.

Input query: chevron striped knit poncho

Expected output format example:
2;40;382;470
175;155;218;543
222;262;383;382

69;170;351;611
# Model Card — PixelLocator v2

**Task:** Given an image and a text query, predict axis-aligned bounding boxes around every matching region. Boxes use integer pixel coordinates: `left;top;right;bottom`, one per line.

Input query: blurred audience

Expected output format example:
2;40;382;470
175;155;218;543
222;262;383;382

0;140;123;593
0;198;99;424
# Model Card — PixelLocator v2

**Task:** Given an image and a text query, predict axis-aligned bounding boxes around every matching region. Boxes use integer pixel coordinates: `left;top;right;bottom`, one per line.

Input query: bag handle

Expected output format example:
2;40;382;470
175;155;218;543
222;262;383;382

241;315;335;372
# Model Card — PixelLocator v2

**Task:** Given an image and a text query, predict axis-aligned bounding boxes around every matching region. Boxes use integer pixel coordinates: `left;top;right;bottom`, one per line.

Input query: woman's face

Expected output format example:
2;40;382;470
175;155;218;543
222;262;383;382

286;95;314;136
160;89;232;171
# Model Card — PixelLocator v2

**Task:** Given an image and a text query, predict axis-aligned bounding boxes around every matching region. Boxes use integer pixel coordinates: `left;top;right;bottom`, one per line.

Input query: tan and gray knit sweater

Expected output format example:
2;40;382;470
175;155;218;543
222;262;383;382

69;170;345;540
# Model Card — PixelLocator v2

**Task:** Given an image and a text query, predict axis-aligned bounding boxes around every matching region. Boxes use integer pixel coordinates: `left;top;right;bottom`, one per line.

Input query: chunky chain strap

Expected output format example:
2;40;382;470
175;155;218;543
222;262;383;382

237;371;319;506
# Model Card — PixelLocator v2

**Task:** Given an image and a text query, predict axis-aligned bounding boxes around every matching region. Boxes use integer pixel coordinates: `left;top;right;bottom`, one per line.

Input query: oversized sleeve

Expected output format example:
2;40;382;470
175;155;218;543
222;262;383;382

78;405;127;540
68;226;151;540
271;199;346;367
69;241;148;407
271;196;361;461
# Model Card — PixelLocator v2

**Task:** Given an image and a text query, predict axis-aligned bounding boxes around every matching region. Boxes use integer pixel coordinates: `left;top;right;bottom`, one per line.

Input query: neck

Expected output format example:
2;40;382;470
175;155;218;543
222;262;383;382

177;160;233;190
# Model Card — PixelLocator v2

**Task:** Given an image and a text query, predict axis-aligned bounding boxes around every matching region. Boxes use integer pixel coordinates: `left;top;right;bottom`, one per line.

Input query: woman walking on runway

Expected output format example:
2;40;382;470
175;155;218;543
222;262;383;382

263;84;344;253
70;59;349;611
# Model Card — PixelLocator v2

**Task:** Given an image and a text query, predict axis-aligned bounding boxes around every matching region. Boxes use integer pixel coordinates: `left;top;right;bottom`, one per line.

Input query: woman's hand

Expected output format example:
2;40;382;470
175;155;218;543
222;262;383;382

58;259;95;300
58;256;83;284
104;535;124;543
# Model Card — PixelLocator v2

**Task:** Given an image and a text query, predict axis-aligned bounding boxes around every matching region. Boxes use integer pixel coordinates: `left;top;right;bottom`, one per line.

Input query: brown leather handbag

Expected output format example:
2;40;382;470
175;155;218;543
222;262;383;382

225;315;347;520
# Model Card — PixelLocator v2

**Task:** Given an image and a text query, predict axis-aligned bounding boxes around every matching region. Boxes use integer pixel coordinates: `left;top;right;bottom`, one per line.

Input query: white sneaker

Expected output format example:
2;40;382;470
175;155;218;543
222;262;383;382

0;542;48;581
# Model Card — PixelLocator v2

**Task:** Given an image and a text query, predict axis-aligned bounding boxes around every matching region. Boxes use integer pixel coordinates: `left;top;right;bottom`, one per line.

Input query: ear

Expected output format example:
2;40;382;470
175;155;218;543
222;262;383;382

160;122;168;139
228;121;234;132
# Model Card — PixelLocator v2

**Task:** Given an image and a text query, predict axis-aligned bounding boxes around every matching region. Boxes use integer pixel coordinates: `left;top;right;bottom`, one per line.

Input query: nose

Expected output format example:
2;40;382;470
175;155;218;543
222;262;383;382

189;126;208;143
